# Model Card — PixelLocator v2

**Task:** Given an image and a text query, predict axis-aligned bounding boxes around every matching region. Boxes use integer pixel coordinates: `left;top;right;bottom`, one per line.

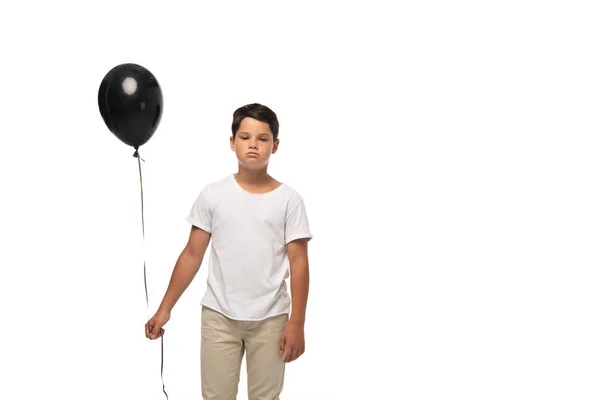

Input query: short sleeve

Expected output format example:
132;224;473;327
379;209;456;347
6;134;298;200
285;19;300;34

186;186;212;233
285;199;313;245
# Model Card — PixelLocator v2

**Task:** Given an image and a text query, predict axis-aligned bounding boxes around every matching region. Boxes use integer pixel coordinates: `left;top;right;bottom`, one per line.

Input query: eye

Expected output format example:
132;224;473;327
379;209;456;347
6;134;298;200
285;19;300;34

260;138;268;141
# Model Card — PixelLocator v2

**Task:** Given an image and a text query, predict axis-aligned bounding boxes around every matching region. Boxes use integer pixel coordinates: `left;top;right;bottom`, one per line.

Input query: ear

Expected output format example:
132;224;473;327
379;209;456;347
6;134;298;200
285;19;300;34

230;136;235;151
272;139;280;154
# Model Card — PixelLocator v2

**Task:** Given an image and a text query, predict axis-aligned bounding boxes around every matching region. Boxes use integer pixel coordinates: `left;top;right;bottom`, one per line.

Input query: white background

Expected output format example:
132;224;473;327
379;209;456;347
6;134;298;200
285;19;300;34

1;1;599;399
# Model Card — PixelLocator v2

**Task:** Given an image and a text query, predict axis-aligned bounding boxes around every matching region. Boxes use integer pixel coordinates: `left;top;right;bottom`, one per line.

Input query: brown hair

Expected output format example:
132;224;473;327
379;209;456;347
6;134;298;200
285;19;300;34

231;103;279;141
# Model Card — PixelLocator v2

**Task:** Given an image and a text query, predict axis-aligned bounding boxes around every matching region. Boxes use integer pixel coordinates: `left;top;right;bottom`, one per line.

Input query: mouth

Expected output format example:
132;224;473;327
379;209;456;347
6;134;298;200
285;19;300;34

246;152;259;157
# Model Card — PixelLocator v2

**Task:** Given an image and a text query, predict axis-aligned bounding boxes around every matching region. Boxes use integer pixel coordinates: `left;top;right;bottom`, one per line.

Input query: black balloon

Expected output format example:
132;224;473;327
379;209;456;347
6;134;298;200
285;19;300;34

98;63;163;149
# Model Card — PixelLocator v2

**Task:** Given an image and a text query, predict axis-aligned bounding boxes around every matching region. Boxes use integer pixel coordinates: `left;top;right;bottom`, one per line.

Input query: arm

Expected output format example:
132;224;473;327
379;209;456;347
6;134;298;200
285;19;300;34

288;238;310;326
280;237;310;361
157;225;211;314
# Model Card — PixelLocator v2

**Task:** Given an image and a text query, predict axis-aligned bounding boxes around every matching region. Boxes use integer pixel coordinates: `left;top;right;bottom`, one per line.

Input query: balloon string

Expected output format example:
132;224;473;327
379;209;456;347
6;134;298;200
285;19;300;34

134;149;168;400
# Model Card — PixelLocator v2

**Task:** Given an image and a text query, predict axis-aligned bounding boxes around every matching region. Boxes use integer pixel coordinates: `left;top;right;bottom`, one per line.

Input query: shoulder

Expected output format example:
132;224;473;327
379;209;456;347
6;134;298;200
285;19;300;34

191;175;232;206
278;182;308;210
277;180;300;198
206;174;233;189
197;174;232;194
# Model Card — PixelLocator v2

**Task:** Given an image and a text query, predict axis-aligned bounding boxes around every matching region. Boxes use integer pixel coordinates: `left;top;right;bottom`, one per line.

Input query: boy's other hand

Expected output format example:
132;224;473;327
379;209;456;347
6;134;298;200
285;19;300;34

145;309;170;340
280;322;305;363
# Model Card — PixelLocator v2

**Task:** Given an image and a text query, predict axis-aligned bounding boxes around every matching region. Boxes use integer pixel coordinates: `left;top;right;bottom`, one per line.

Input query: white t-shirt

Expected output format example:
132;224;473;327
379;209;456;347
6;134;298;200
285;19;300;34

186;174;313;321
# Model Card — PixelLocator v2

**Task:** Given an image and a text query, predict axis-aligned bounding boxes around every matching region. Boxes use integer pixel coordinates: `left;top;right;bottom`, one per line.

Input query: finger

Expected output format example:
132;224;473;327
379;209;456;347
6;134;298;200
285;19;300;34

291;347;301;362
152;326;161;339
280;334;286;356
284;345;294;362
288;348;296;362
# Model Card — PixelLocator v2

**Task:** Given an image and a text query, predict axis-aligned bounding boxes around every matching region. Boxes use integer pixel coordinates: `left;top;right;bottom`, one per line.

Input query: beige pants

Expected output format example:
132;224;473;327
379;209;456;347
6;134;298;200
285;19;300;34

201;306;289;400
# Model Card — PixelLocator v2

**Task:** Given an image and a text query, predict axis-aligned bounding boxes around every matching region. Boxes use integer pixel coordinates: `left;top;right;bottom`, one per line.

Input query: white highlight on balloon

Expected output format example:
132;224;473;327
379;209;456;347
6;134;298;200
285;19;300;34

122;77;137;95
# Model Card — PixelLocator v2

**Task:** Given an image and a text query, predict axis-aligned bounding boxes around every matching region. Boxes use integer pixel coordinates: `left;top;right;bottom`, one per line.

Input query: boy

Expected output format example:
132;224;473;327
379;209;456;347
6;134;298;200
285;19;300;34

145;103;312;400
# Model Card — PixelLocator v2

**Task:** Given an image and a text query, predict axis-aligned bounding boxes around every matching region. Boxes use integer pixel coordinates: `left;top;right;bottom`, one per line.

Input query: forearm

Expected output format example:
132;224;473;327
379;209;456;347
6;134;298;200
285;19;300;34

158;249;203;313
289;259;309;325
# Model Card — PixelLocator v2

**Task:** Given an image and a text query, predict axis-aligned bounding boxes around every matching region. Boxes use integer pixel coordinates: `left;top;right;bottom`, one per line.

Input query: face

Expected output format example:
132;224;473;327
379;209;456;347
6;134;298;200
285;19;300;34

230;117;279;169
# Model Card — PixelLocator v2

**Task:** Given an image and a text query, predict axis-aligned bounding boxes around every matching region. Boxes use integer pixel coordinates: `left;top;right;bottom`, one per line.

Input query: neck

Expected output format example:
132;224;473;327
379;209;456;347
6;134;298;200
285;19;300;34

235;166;271;184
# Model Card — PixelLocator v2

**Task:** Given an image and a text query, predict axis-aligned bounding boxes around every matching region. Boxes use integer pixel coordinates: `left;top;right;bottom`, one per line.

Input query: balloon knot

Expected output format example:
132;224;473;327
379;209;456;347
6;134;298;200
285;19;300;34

133;149;145;162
